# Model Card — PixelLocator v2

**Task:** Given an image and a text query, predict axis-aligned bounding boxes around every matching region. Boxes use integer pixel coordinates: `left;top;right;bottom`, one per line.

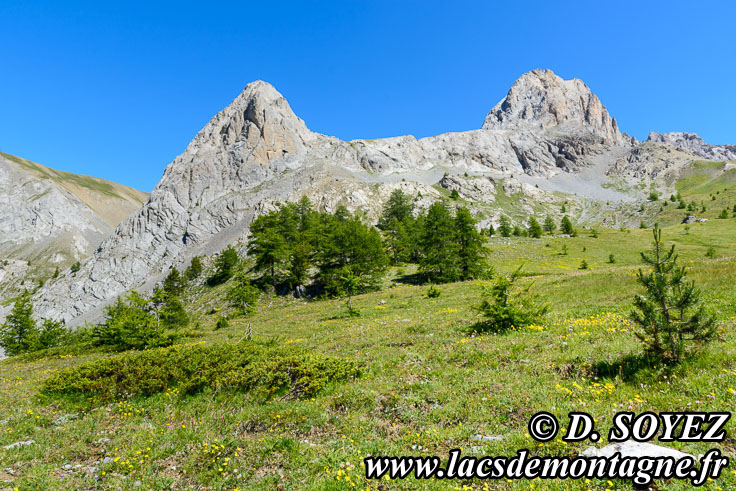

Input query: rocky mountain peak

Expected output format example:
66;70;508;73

186;80;315;163
482;69;621;144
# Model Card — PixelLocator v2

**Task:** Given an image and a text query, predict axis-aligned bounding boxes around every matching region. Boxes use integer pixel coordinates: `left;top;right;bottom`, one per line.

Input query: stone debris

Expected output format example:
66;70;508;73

470;434;503;442
3;440;34;450
582;440;693;459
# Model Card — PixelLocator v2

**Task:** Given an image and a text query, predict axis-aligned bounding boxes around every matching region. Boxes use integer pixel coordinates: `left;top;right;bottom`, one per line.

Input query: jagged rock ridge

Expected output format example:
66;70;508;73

646;132;736;161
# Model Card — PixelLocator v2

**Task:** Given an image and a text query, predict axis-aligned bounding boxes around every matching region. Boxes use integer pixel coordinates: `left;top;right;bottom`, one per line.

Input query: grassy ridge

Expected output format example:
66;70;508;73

1;151;146;200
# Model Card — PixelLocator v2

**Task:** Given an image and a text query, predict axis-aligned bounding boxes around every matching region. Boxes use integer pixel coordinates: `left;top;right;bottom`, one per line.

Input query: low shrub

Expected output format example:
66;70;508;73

41;342;359;404
425;284;441;298
472;267;548;333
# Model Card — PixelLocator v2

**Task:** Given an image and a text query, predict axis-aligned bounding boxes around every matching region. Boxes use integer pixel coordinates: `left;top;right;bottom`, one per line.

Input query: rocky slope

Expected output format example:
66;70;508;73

29;69;723;325
646;132;736;161
0;153;148;301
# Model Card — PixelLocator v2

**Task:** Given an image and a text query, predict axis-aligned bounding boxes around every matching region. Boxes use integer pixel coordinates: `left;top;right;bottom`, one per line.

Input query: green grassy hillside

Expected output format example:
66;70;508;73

1;220;735;489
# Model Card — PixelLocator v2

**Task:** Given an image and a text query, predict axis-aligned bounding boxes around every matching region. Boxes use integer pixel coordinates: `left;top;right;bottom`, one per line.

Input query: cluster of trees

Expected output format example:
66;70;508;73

0;291;65;356
91;267;190;351
248;197;387;296
717;205;736;219
375;190;488;283
490;214;576;238
247;191;490;289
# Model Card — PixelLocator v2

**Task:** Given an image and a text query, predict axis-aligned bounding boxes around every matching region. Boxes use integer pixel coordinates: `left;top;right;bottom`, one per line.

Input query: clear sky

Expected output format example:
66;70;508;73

1;1;734;192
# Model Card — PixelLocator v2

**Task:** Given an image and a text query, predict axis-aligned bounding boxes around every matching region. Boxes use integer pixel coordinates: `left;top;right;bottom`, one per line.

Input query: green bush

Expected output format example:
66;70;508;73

425;284;441;298
41;342;360;404
185;256;203;280
92;291;176;351
208;246;240;285
0;291;65;356
473;267;548;333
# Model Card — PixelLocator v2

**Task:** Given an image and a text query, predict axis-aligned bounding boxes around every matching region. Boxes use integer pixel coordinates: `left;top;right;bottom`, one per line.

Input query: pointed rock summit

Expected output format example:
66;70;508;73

185;80;314;164
482;69;621;143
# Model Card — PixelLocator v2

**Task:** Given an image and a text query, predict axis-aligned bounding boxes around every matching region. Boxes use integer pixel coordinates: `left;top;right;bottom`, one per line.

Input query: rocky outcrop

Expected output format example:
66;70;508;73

646;132;736;161
0;153;147;300
607;142;699;181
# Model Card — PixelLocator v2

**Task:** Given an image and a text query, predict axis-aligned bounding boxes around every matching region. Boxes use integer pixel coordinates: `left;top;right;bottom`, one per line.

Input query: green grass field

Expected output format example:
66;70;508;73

1;219;735;489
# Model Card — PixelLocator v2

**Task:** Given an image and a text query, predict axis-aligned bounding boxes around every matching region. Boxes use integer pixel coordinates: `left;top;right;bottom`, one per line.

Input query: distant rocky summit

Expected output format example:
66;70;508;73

646;132;736;161
483;69;623;144
24;69;732;326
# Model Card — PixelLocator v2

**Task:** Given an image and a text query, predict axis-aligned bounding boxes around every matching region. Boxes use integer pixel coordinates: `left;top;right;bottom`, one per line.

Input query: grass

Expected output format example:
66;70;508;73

1;222;736;489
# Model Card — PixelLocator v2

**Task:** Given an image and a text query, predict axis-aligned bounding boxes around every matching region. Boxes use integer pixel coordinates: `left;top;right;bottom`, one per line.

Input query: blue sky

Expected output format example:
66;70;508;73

1;1;734;192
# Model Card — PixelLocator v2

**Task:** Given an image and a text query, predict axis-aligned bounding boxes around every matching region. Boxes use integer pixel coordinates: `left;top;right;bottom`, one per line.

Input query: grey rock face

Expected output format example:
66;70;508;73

483;69;623;145
30;70;726;326
607;142;699;182
646;132;736;161
0;153;147;301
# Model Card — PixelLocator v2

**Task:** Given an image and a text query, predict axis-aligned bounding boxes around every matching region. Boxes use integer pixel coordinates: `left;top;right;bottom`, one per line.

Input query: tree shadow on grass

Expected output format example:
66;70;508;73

394;272;430;285
462;320;514;336
592;353;662;382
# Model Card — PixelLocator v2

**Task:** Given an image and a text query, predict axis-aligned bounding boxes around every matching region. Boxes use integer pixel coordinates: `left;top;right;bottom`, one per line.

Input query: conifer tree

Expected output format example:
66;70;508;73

93;291;167;351
560;215;576;235
378;190;417;265
454;207;487;280
37;319;64;350
247;210;291;283
0;290;37;356
474;267;548;333
543;215;556;234
419;202;459;282
209;246;240;285
227;271;261;316
379;190;414;230
155;267;189;330
159;296;189;330
163;267;184;297
528;217;543;238
185;256;203;280
316;213;388;295
498;215;512;238
631;226;717;363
